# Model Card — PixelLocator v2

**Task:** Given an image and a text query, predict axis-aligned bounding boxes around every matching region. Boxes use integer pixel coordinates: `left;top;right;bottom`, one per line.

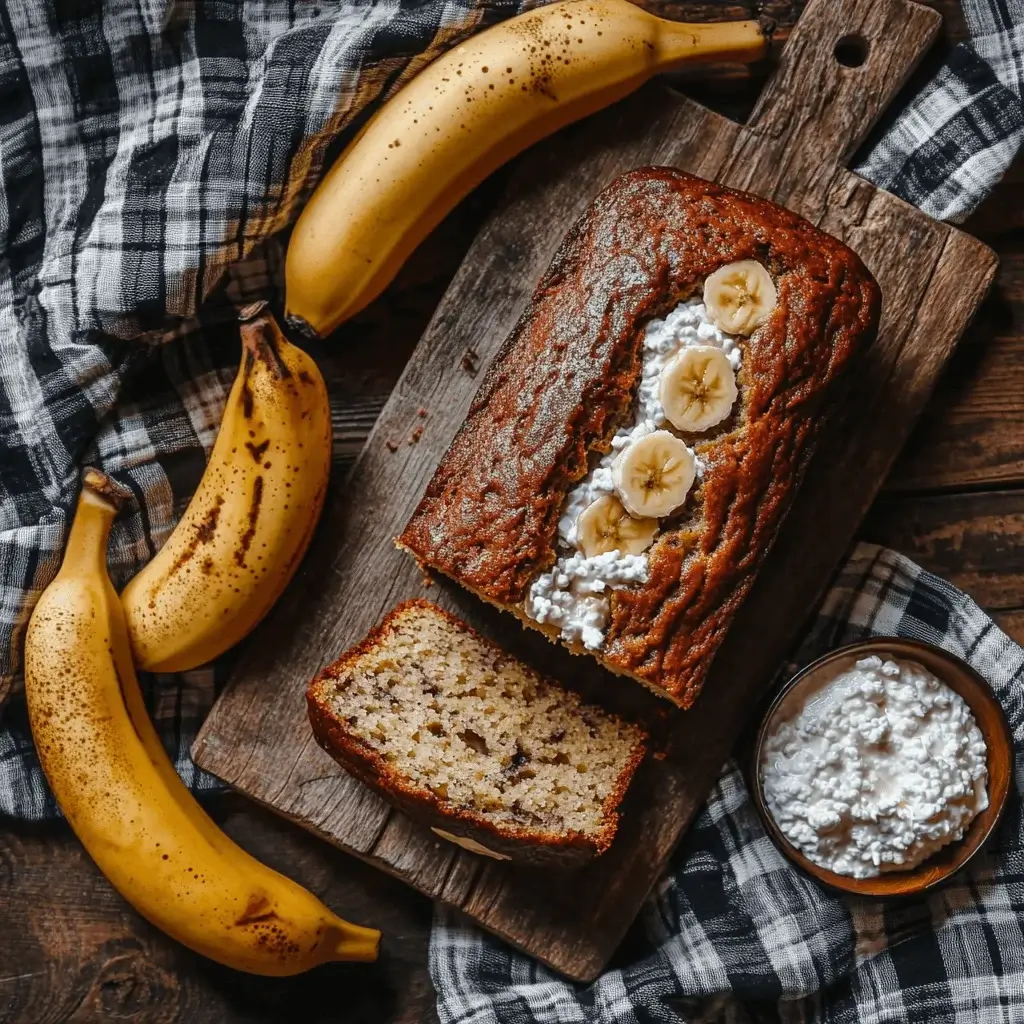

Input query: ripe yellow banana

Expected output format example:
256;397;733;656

285;0;768;337
121;304;331;672
25;469;379;974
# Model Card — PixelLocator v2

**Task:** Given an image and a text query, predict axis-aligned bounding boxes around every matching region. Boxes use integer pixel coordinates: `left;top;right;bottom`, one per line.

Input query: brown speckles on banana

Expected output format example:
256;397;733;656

234;476;263;568
164;495;224;578
245;438;270;463
195;496;224;543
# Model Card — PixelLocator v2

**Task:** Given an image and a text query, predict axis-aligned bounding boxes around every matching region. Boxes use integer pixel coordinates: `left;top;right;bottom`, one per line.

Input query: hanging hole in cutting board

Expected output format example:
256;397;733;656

834;34;870;68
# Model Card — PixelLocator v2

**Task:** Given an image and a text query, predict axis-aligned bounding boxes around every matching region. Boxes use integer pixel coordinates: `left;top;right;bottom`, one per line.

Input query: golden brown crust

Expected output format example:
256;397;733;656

398;168;881;707
306;600;647;867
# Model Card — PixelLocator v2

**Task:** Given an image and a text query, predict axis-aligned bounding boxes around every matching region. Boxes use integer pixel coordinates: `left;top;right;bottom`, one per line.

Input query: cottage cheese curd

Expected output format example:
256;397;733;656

526;550;648;650
760;654;989;879
524;298;741;649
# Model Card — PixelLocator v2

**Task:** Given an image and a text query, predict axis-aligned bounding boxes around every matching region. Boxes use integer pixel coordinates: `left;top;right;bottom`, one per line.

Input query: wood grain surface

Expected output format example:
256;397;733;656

192;0;997;981
3;0;1015;1018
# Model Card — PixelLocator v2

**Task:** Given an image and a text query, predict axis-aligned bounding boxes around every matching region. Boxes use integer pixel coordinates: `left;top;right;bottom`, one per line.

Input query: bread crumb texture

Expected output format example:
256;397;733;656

317;603;645;838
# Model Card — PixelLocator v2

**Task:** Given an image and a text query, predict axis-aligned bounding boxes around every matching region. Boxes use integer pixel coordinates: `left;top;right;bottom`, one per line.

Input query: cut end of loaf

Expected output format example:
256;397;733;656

307;600;647;864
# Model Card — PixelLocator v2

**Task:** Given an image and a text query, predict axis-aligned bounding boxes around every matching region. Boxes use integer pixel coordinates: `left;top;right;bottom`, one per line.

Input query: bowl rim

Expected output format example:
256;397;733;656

750;637;1013;898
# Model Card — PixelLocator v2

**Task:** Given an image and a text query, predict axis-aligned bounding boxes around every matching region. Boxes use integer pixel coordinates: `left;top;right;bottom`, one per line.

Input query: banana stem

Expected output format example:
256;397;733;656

63;470;129;577
655;18;769;69
327;921;382;963
240;307;293;380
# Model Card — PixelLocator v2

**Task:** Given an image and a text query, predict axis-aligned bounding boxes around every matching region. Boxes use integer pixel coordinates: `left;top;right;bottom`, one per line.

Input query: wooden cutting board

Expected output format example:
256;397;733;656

194;0;997;981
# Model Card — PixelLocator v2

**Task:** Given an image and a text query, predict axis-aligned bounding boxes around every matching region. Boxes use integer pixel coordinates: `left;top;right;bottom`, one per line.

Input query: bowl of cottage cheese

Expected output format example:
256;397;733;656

753;639;1012;896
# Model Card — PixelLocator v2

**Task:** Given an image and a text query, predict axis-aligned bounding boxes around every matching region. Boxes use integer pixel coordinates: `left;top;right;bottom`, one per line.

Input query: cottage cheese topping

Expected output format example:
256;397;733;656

525;550;648;650
525;298;741;648
761;655;989;879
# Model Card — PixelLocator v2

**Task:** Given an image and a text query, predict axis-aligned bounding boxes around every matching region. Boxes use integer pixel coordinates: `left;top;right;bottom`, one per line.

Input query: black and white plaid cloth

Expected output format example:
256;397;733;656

431;543;1024;1023
0;0;1022;1015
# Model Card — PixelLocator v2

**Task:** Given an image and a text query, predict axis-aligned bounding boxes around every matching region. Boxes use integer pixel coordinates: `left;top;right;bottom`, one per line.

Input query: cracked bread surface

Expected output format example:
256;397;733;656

397;167;881;708
307;600;647;866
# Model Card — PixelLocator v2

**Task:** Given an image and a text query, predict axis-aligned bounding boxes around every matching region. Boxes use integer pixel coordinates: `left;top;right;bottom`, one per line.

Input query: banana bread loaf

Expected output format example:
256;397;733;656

307;601;647;866
397;167;881;708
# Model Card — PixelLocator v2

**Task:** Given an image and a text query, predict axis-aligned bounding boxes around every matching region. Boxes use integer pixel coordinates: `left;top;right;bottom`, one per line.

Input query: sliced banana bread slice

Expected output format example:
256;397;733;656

307;600;646;866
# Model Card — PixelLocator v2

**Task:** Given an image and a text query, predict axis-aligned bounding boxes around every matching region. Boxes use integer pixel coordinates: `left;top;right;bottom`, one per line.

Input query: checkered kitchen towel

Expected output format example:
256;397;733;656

432;544;1024;1023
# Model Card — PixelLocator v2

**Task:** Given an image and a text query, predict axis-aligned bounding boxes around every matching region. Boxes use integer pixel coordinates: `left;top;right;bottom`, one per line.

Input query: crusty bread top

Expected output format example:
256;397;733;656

398;168;881;706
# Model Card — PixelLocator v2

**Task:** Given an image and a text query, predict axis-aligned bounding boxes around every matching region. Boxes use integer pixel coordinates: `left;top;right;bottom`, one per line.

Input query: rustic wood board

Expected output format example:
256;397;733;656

193;0;997;981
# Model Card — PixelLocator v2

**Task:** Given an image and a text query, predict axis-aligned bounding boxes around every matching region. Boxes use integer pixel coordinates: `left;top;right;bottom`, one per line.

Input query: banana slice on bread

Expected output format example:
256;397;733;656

575;264;769;554
612;430;696;519
576;494;658;557
703;259;776;335
660;346;738;432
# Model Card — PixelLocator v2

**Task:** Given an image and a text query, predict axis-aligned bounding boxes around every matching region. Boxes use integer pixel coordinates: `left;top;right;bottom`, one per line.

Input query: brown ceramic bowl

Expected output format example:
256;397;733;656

751;638;1013;897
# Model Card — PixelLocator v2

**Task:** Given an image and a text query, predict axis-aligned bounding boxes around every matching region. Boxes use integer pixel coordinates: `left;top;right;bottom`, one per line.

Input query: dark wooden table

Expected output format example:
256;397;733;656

3;2;1020;1020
